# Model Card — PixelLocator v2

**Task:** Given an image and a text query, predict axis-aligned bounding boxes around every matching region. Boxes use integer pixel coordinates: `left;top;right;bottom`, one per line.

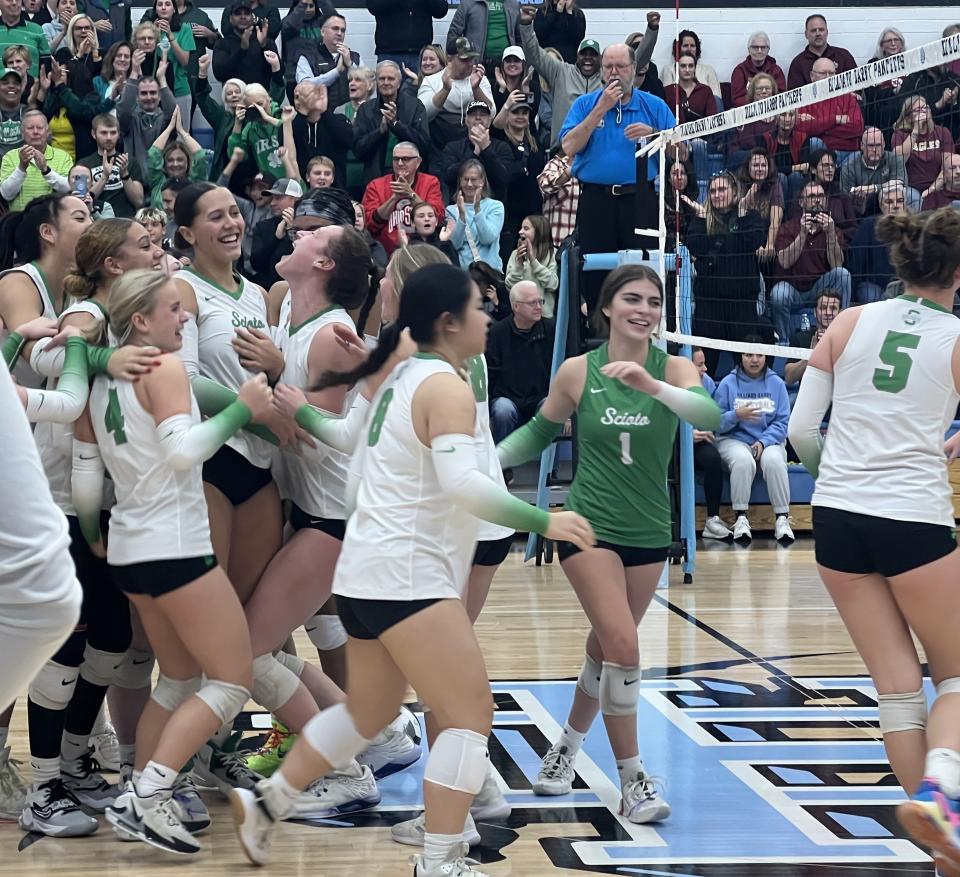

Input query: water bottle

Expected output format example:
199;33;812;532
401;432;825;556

800;313;811;334
159;32;170;51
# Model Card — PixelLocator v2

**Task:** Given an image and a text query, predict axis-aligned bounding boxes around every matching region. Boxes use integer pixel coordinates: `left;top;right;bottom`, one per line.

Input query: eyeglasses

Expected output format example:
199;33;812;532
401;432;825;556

517;298;545;306
393;155;418;163
601;62;633;72
749;45;770;51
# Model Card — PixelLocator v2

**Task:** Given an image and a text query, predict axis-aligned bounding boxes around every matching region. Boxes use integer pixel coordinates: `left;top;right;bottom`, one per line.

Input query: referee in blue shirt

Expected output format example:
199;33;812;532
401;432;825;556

559;41;675;312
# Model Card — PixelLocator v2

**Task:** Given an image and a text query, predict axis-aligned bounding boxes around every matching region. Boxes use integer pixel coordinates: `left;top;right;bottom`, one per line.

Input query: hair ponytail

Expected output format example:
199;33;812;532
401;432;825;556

877;208;960;288
315;320;401;390
0;194;71;269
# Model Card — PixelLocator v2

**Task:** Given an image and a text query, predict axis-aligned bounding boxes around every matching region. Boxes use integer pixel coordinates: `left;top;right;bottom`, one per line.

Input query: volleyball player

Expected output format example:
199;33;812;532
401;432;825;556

73;269;272;854
230;263;593;876
497;265;722;823
788;208;960;876
171;182;300;791
0;197;158;837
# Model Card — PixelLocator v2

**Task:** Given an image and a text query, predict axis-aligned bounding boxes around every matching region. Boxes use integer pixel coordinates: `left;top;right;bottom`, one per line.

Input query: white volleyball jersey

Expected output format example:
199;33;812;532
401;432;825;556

90;365;213;566
180;268;273;469
271;289;294;500
813;295;960;526
0;359;75;606
0;262;57;389
281;304;358;520
467;355;513;543
333;355;479;601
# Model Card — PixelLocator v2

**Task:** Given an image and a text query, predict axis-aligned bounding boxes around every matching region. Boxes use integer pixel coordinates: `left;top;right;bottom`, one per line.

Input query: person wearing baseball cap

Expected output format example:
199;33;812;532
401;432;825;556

434;97;519;203
417;36;494;151
0;68;26;159
491;44;540;128
250;177;304;287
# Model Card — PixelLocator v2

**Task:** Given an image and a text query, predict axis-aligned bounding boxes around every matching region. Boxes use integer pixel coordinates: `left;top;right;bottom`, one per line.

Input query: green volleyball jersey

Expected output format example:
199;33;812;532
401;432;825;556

565;343;678;548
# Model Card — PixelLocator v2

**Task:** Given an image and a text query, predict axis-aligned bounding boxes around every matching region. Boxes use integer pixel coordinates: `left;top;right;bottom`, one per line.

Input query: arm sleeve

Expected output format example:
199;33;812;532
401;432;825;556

650;382;722;430
156;401;252;470
497;410;563;468
0;165;26;200
294;395;371;454
72;439;104;545
191;374;280;445
2;331;24;368
787;365;832;478
23;337;89;423
432;433;551;534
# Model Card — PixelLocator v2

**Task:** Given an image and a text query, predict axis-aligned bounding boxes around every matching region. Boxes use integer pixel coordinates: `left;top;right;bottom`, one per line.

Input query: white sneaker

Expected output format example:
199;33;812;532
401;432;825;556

412;841;491;876
470;763;509;820
619;772;671;824
775;515;795;544
359;706;423;779
139;796;201;855
230;787;276;867
171;772;210;834
732;515;752;544
701;515;732;540
0;747;26;819
293;761;380;818
90;722;120;772
532;743;575;796
20;778;99;837
391;811;482;847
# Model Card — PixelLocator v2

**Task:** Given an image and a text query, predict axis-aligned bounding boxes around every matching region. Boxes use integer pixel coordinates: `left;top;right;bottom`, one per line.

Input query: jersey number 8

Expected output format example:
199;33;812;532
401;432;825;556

872;330;920;394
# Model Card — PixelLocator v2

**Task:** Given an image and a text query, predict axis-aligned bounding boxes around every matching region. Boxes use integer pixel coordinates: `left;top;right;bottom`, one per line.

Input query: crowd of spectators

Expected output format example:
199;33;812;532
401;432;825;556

0;0;958;414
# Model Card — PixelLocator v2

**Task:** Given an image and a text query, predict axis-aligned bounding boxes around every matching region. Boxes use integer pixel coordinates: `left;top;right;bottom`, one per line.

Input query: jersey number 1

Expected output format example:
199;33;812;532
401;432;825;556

872;330;920;394
619;431;633;466
104;387;128;445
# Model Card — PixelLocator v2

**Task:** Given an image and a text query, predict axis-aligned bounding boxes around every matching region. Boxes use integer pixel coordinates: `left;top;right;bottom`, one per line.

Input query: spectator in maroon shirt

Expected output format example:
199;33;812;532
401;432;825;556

730;31;786;108
921;153;960;210
787;14;856;90
795;58;864;161
891;94;955;195
663;53;716;182
789;147;857;234
727;72;778;170
769;179;851;342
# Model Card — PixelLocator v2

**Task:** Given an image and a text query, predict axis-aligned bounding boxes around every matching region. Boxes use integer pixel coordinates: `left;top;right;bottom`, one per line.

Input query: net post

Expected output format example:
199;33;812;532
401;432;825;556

676;244;697;579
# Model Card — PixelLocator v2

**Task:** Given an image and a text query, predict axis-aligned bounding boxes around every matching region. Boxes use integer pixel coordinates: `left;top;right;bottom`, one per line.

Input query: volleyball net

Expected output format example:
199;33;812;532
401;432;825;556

638;31;960;372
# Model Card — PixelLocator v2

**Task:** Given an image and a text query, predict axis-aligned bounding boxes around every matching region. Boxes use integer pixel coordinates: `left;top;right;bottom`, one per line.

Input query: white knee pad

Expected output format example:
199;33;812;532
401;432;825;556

251;654;301;712
151;674;202;711
877;688;928;734
301;702;370;770
79;645;126;689
28;660;79;710
423;728;489;795
306;614;347;651
937;678;960;699
599;661;642;717
114;648;155;689
275;651;305;677
576;653;602;700
196;679;250;724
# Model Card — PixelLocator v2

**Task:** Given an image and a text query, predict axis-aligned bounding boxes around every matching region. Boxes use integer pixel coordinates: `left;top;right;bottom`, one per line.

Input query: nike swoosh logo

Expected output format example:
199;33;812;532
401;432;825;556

78;454;98;461
132;658;151;665
623;679;638;686
112;663;122;670
590;388;605;394
60;678;75;685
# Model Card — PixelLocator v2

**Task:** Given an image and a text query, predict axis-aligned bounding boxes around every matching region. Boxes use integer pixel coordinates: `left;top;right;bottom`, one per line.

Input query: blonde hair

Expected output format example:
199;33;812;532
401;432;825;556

895;95;934;135
63;219;136;306
64;14;94;56
746;73;778;102
389;243;451;292
243;83;271;107
307;155;335;174
135;206;167;227
107;269;172;345
133;21;158;43
2;44;30;65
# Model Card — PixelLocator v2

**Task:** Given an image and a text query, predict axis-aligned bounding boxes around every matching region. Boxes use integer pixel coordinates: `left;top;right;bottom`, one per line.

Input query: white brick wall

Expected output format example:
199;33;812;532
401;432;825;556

137;5;960;86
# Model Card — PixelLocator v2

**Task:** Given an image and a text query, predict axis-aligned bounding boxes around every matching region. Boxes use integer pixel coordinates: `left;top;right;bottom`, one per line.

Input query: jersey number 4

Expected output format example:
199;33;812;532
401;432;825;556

872;330;920;394
104;387;128;445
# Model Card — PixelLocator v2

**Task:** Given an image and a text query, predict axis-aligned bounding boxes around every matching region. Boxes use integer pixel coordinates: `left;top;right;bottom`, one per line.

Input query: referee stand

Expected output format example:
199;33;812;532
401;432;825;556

522;242;699;583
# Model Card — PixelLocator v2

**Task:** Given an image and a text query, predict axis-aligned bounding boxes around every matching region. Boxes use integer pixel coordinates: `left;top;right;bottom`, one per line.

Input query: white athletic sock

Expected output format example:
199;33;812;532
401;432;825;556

0;727;8;750
260;770;300;820
557;723;587;757
423;831;462;871
925;748;960;797
61;731;89;768
616;754;645;788
136;760;177;802
30;756;60;785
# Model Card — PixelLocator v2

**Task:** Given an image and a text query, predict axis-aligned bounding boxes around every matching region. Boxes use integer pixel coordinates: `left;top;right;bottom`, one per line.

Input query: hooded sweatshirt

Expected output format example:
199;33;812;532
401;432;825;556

715;367;790;447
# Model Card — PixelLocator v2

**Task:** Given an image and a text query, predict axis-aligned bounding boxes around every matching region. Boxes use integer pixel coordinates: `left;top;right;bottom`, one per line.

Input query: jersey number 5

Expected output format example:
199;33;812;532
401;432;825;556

104;387;128;445
872;330;920;394
367;388;394;447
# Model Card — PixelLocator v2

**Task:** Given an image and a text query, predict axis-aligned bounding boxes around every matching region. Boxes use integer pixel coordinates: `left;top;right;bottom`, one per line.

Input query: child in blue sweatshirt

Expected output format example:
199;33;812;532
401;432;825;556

714;346;794;545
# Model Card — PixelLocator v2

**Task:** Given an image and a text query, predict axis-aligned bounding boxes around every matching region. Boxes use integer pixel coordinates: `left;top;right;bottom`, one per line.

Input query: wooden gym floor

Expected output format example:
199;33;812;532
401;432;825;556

1;538;937;876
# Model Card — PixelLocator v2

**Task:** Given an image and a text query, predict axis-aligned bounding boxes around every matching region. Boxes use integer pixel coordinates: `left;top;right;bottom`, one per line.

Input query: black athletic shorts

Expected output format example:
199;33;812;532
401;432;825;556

67;513;110;596
813;506;956;578
558;539;670;568
289;503;346;541
471;535;514;567
202;444;272;507
337;594;444;640
110;555;218;597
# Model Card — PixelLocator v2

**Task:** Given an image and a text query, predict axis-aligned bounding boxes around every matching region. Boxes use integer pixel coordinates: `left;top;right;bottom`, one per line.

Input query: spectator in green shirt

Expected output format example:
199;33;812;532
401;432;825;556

0;0;51;77
150;0;196;122
147;103;208;205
